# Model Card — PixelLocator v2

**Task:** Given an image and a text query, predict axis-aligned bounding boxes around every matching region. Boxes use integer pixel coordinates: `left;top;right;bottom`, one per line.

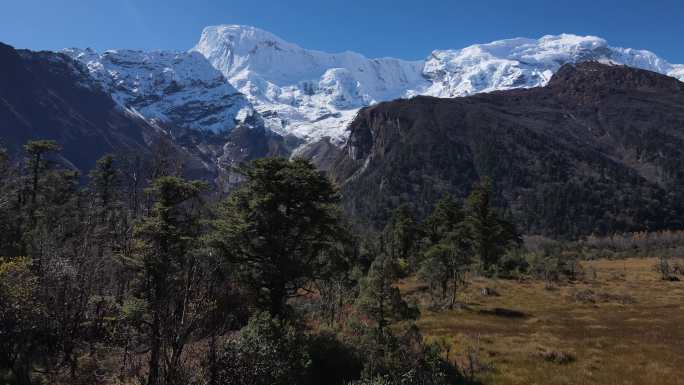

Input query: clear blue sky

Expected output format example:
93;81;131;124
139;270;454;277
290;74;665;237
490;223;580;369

2;0;683;63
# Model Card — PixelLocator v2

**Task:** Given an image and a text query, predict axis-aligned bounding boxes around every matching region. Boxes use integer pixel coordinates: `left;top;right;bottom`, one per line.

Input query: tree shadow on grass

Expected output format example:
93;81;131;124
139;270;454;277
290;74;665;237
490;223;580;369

477;307;527;318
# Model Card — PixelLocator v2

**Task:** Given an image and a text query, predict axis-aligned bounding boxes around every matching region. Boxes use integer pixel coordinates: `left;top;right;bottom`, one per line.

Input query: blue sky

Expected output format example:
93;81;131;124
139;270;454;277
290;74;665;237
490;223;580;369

2;0;683;63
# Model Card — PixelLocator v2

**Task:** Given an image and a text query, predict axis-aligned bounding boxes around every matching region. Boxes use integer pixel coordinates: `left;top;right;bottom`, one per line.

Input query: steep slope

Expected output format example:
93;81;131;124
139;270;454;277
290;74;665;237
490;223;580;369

191;26;684;145
331;63;684;238
0;43;288;185
63;48;257;134
191;25;427;143
0;42;153;171
62;47;290;185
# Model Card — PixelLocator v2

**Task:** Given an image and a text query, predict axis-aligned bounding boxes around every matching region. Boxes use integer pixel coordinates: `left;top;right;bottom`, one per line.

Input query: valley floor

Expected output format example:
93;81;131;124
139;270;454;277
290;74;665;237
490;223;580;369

401;258;684;385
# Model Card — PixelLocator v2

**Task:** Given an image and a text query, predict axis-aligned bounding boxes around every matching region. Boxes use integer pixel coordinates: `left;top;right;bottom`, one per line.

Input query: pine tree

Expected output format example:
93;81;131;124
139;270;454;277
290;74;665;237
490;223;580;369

23;140;60;208
419;232;470;308
424;195;464;243
384;204;420;267
356;254;413;340
209;158;347;317
131;176;209;385
89;154;121;214
464;178;520;275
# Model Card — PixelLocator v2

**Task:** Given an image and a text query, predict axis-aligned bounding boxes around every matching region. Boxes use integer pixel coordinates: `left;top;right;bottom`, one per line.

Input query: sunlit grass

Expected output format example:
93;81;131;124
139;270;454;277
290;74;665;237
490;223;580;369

401;257;684;385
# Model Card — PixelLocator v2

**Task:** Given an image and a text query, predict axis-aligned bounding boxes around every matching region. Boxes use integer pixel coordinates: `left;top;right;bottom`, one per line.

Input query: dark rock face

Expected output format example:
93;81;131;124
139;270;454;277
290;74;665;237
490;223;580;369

217;123;291;189
0;42;152;171
294;137;344;172
332;62;684;238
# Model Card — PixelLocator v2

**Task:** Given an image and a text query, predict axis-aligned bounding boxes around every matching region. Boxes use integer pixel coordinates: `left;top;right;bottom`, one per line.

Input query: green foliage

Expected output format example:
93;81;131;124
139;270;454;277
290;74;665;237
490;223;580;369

88;154;121;210
419;240;470;308
23;140;61;206
465;178;520;276
384;204;421;265
346;324;462;385
209;312;311;385
424;195;464;244
0;140;511;385
0;257;48;385
210;157;349;316
131;175;213;385
356;254;418;338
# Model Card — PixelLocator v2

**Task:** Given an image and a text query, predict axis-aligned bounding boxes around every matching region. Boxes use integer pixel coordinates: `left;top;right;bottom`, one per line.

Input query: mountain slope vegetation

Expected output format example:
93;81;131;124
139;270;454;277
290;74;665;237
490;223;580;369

332;62;684;238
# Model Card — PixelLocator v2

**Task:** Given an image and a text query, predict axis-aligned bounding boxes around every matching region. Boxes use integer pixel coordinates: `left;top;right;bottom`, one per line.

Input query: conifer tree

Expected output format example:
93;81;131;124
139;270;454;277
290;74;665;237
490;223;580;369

131;176;209;385
210;158;347;317
356;254;413;340
384;204;420;269
464;178;520;275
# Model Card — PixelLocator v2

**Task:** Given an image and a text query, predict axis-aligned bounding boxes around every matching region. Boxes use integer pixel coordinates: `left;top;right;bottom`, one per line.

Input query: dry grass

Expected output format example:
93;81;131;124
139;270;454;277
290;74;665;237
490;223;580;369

401;257;684;385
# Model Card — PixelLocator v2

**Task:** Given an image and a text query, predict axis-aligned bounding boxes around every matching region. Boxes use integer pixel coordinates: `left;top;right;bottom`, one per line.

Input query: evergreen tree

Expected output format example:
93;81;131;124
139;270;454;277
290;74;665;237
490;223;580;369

88;154;121;214
209;312;310;385
209;158;347;317
419;233;470;308
464;178;520;275
383;204;420;268
22;140;61;211
423;195;464;244
131;176;210;385
356;254;414;340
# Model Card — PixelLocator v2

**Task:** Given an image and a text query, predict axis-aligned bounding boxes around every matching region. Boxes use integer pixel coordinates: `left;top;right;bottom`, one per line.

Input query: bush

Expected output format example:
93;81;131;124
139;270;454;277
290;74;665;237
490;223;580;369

498;249;529;278
655;256;673;281
208;313;310;385
535;349;576;365
345;323;463;385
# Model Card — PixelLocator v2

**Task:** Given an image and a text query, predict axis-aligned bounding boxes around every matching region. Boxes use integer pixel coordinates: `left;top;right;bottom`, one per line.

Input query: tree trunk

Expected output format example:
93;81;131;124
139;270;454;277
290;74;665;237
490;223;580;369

269;283;286;317
147;311;161;385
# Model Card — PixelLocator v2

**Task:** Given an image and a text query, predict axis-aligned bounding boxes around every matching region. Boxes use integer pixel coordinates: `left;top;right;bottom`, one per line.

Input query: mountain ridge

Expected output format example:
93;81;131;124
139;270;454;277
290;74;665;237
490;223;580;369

330;62;684;237
55;25;684;148
191;25;684;144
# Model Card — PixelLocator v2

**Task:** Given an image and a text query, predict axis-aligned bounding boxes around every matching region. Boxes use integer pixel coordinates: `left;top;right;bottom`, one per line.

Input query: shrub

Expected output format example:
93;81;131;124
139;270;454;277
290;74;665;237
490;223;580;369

208;312;310;385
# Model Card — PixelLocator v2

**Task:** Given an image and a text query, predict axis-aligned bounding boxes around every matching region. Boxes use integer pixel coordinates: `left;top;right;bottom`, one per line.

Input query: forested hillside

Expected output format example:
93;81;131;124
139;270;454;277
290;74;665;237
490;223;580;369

332;62;684;238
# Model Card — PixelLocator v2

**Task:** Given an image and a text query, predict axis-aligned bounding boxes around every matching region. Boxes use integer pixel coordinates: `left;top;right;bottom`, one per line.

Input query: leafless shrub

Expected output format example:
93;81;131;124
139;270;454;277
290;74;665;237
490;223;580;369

535;349;576;365
655;256;674;281
569;289;636;305
458;335;493;381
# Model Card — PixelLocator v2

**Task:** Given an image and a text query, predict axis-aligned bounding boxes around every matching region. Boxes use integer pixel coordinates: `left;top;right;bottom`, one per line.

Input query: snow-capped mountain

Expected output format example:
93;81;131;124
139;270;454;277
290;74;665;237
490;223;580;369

64;48;258;134
61;26;684;149
421;34;684;98
191;26;684;144
191;25;427;144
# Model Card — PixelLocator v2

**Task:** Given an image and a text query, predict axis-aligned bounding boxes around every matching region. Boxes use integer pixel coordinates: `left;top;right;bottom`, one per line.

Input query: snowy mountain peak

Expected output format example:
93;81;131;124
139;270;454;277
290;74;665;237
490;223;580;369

64;47;257;134
192;25;426;143
192;28;684;144
62;27;684;147
421;33;682;98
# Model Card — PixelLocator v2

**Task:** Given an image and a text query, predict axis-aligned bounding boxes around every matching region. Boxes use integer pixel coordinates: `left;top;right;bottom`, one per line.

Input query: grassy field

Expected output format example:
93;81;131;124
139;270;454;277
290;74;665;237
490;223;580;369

400;258;684;385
